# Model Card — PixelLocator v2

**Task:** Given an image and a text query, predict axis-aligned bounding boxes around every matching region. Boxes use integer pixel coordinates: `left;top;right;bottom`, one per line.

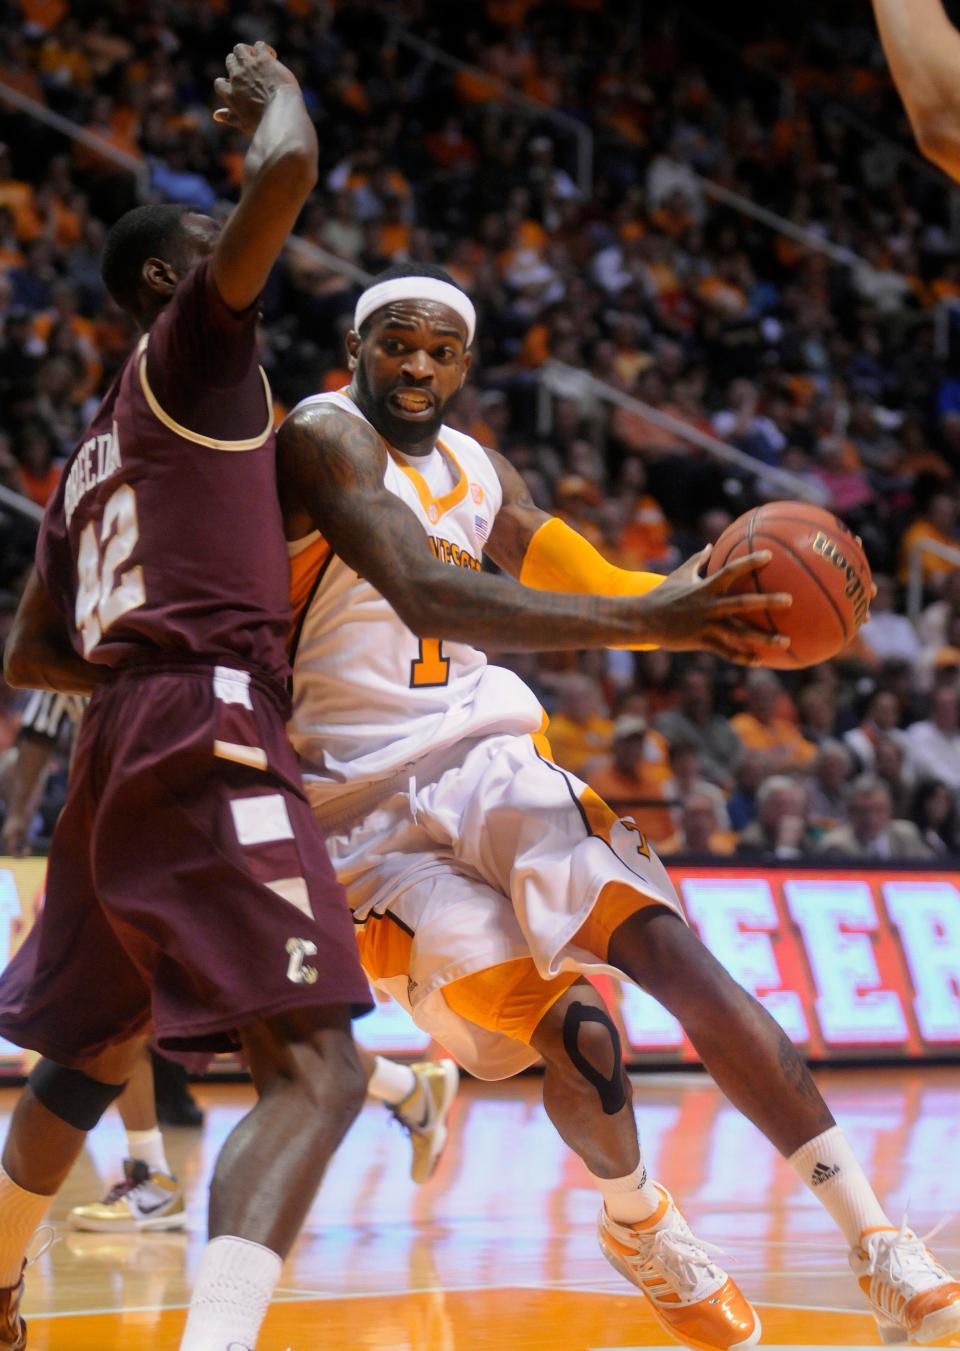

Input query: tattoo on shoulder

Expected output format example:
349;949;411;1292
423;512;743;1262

279;406;386;493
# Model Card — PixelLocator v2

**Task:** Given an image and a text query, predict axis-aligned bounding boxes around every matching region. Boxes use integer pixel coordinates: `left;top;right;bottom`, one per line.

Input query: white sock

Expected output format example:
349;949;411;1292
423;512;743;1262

126;1127;171;1176
788;1125;892;1248
0;1166;52;1288
179;1235;281;1351
366;1056;417;1107
589;1161;663;1225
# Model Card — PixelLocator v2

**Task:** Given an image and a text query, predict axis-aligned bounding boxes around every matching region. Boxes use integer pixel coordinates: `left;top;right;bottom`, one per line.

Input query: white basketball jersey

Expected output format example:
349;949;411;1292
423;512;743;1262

286;391;543;801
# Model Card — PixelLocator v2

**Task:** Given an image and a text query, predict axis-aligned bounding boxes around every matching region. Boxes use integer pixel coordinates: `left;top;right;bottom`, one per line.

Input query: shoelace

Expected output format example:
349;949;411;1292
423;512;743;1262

24;1226;57;1270
864;1215;951;1290
101;1176;143;1205
624;1225;725;1302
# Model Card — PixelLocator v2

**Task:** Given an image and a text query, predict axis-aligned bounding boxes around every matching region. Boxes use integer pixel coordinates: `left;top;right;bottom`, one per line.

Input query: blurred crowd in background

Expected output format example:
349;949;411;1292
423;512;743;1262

2;0;960;860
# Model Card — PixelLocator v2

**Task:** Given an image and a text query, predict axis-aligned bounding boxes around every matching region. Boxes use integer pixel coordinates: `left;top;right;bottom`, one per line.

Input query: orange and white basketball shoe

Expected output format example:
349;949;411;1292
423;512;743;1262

598;1185;760;1351
850;1220;960;1344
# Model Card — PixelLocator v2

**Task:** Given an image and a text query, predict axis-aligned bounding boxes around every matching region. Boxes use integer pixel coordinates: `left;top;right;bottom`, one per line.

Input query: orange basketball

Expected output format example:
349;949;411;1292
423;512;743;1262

704;502;873;669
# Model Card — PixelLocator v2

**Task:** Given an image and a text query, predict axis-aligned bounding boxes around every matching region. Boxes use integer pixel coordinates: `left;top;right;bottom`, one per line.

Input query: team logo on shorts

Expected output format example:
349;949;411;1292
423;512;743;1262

285;937;319;985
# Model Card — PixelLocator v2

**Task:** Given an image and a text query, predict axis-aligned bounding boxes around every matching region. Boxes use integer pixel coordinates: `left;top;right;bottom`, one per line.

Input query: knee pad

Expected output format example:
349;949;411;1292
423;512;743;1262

562;1001;627;1117
28;1060;127;1132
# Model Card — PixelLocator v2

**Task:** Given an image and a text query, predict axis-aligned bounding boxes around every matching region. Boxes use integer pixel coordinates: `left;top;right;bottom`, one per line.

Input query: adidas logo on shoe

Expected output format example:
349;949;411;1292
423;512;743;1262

811;1161;841;1186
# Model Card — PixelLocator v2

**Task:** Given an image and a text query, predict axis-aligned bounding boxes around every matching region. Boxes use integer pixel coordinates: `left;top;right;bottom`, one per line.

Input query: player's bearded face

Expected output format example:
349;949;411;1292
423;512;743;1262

354;306;470;450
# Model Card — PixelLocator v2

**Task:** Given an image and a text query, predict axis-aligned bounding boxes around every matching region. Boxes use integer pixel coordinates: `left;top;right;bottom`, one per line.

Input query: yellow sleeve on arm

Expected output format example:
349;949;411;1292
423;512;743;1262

518;517;665;650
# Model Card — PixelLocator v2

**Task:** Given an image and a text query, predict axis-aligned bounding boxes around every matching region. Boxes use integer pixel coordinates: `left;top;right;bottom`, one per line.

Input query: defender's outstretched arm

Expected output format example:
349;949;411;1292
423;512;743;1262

873;0;960;179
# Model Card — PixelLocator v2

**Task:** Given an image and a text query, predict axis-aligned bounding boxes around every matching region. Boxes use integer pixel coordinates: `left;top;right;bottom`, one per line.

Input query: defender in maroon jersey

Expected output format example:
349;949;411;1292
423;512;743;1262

0;44;370;1351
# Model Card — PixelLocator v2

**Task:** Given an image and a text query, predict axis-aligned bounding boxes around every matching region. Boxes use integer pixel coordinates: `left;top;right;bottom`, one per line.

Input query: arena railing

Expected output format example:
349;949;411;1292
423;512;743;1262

384;22;594;196
674;2;960;242
906;535;960;626
0;79;149;195
0;485;42;526
536;360;827;504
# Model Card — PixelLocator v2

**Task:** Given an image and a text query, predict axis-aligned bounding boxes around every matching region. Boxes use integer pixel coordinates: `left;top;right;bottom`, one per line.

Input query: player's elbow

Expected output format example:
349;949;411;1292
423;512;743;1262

3;638;36;690
912;109;960;176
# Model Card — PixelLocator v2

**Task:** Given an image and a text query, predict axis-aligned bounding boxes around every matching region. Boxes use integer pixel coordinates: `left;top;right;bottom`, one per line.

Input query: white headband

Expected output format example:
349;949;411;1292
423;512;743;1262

354;276;476;346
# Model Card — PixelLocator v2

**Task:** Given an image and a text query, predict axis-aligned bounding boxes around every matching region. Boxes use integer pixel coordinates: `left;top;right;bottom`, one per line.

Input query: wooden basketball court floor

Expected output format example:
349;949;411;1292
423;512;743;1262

9;1064;960;1349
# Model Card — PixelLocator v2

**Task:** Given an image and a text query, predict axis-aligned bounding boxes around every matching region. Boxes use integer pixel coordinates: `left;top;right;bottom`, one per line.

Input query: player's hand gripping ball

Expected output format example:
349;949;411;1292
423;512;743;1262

705;502;873;668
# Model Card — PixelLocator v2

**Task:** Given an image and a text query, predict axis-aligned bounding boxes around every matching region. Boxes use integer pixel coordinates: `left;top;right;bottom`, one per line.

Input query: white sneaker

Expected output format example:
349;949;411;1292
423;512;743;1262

850;1220;960;1344
68;1159;186;1233
391;1060;459;1184
598;1185;760;1351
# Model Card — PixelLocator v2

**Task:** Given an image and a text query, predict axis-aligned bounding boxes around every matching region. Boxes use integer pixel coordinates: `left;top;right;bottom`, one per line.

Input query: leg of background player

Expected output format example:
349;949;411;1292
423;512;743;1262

359;1044;460;1184
178;1005;365;1351
68;1041;184;1234
607;907;890;1241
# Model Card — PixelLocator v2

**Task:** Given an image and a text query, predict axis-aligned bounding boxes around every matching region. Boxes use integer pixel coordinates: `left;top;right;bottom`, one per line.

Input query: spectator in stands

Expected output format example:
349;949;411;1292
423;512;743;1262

546;673;613;776
736;775;817;860
898;490;960;591
727;749;771;831
905;685;960;792
730;670;816;772
585;714;674;846
909;778;960;856
874;735;912;818
918;569;960;650
653;665;743;789
664;738;730;832
818;775;932;860
659;791;736;858
807;740;854;835
797;679;839;746
844;689;908;773
859;574;922;663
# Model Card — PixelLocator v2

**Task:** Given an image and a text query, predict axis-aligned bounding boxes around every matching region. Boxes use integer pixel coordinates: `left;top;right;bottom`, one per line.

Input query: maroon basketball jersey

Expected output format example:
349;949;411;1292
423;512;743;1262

36;259;291;687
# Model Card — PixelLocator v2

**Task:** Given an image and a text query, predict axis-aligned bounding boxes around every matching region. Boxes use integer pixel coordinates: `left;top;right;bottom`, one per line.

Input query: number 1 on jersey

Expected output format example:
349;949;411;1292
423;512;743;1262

410;638;450;688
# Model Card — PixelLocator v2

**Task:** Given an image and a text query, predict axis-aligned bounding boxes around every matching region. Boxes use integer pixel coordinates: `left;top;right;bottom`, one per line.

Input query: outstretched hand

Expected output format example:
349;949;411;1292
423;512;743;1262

213;41;301;136
637;544;793;665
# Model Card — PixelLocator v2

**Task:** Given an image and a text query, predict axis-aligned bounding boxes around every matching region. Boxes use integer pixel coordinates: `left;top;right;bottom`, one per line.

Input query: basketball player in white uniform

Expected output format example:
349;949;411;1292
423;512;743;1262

277;263;960;1350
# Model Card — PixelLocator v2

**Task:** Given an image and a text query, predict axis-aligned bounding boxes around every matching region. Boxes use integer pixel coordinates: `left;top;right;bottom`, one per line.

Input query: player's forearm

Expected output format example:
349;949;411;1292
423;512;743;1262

395;560;649;651
4;636;103;696
873;0;960;176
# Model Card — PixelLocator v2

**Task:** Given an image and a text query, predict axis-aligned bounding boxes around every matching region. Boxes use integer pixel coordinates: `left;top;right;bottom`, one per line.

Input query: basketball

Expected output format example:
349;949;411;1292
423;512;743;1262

705;502;873;668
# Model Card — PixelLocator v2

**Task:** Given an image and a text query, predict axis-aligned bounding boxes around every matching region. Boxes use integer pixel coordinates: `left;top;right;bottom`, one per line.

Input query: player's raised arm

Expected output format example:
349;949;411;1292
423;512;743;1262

210;41;318;313
277;404;791;663
4;569;104;695
873;0;960;179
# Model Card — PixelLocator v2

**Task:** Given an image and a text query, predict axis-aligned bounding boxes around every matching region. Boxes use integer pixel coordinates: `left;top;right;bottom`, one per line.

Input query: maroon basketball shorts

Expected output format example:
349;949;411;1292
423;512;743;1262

0;664;372;1066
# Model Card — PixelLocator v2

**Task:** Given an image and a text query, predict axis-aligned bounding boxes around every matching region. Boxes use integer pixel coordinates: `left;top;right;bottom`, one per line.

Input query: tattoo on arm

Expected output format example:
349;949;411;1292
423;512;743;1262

276;407;638;651
483;446;551;578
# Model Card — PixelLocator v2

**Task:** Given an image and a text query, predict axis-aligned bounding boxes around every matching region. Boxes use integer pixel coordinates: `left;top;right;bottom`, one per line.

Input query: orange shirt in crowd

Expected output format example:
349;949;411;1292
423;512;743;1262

18;462;61;507
898;519;959;584
586;762;675;846
547;712;614;776
729;712;816;769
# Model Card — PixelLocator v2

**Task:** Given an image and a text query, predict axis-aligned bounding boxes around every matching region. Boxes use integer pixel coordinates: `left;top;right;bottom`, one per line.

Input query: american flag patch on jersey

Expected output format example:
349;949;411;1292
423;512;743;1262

475;514;490;540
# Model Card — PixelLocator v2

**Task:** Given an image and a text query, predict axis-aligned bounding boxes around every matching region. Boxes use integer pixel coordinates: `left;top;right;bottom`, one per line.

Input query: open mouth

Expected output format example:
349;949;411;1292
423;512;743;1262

389;389;435;417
